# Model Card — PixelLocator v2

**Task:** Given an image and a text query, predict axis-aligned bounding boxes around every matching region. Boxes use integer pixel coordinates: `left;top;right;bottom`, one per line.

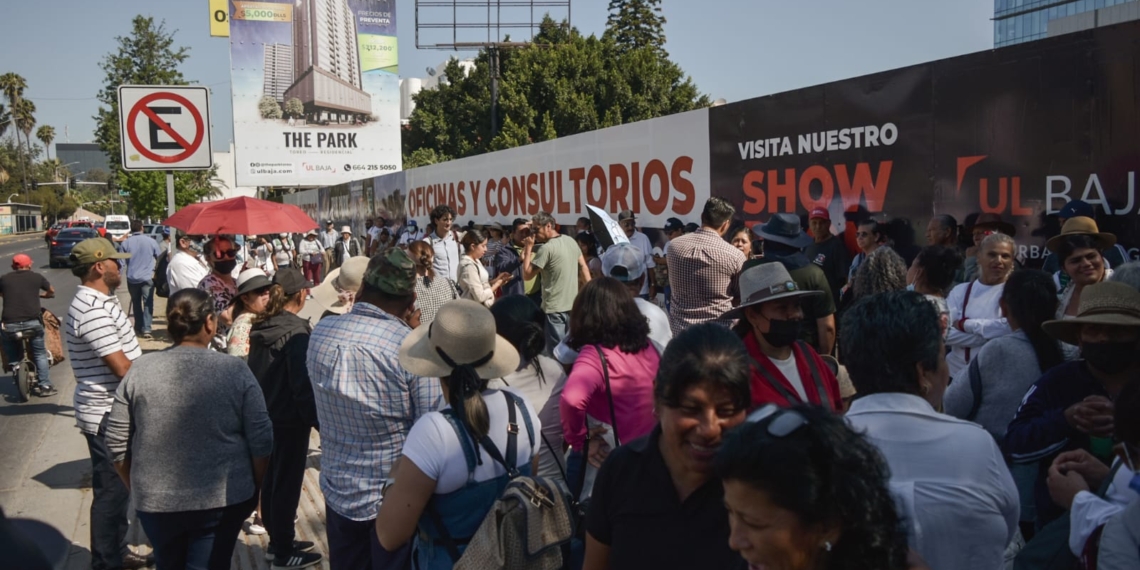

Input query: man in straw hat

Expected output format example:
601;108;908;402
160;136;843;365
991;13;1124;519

311;256;369;319
1042;200;1130;279
1005;281;1140;528
1046;217;1117;361
307;248;442;569
724;262;841;411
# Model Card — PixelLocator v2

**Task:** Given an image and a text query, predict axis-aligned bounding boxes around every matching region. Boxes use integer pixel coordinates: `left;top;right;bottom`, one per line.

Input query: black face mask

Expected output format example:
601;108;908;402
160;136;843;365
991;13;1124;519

213;259;238;274
1082;341;1137;374
761;318;802;348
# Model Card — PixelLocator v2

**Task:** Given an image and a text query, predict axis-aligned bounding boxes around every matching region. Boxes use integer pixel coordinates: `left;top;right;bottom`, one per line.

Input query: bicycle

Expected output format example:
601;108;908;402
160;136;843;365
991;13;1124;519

4;327;41;403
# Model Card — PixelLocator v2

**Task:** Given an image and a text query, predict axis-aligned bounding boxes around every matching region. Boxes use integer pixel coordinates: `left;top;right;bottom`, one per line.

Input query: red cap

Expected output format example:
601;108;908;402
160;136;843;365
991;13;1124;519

809;208;830;221
12;254;32;269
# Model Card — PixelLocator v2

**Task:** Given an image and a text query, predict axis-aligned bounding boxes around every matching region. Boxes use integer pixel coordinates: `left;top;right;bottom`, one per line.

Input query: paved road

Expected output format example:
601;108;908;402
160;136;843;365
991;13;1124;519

0;239;335;569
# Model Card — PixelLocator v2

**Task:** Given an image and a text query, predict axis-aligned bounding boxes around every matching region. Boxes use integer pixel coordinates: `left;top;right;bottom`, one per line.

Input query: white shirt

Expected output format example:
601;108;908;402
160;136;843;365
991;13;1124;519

321;229;338;249
398;228;425;246
425;231;461;282
769;353;807;401
167;250;210;295
458;255;494;307
945;279;1011;377
66;285;143;435
627;231;657;296
1069;458;1137;555
402;388;541;494
845;393;1019;570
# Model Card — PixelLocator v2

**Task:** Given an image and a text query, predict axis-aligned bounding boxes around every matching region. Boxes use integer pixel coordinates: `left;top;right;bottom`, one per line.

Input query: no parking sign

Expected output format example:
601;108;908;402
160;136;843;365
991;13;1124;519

117;85;213;171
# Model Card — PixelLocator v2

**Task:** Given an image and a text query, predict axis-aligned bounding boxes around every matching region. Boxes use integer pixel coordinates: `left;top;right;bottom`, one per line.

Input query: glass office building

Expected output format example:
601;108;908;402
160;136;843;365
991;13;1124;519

995;0;1136;46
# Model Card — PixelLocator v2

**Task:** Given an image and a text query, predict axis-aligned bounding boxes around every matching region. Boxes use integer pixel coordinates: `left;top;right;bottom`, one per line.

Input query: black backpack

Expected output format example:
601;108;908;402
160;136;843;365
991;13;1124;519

153;254;171;298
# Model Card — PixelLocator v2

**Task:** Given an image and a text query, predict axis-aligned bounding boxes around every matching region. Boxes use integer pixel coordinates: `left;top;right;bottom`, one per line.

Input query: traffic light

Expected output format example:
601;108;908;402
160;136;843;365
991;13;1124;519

69;177;77;191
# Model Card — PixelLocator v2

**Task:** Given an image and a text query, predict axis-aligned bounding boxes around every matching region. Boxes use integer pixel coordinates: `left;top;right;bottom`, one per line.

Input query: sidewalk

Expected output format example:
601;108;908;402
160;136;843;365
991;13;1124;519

4;291;334;569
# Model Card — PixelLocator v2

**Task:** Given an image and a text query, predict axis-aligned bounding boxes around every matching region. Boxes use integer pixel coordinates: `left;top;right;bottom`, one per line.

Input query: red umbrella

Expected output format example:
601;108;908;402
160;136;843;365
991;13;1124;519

163;196;318;236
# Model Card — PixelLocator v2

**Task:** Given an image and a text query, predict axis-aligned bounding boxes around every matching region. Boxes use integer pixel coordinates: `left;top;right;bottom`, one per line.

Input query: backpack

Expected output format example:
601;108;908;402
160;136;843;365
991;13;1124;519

154;253;171;298
429;391;574;570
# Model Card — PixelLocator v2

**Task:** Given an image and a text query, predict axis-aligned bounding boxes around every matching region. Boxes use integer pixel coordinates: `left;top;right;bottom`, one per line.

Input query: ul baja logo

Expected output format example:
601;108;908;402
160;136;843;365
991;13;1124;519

956;156;1031;216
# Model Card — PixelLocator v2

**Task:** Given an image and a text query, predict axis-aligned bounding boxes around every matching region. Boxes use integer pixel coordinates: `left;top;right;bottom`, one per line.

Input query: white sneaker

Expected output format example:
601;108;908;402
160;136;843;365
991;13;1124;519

244;515;267;535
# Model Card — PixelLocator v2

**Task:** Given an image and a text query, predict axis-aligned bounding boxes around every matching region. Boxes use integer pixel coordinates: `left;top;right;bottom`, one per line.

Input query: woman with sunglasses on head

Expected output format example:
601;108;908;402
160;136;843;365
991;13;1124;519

842;291;1019;570
198;237;241;349
103;289;273;569
583;323;751;570
716;404;912;570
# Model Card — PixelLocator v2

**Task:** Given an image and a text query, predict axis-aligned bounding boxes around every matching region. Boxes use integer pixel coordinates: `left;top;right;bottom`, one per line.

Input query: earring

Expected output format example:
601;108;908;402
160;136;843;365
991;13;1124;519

824;541;832;552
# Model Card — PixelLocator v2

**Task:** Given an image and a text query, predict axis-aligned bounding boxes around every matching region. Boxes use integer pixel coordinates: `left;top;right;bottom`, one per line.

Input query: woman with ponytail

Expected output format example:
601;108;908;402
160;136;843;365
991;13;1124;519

408;240;459;327
943;269;1063;536
376;299;539;569
488;295;569;483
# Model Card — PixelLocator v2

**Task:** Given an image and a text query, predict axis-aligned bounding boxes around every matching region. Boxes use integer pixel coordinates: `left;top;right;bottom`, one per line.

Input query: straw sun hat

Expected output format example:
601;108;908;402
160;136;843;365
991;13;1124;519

399;299;519;379
1042;281;1140;345
312;256;369;315
1045;216;1116;253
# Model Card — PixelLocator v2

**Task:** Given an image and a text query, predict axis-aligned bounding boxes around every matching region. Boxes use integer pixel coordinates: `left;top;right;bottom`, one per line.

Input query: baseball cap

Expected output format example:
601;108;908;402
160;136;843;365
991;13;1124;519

69;238;131;265
618;210;636;223
684;222;699;234
408;220;418;227
663;217;684;233
12;253;32;269
273;268;313;296
809;208;831;221
601;243;646;282
1058;200;1094;220
363;248;417;296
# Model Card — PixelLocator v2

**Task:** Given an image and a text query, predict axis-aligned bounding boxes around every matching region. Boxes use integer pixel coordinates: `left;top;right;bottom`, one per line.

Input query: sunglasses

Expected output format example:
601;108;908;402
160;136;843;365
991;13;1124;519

746;404;808;438
213;249;237;259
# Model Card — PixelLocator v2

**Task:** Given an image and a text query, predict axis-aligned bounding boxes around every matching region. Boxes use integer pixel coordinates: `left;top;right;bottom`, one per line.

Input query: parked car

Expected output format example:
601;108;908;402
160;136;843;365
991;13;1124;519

49;228;99;268
144;224;168;241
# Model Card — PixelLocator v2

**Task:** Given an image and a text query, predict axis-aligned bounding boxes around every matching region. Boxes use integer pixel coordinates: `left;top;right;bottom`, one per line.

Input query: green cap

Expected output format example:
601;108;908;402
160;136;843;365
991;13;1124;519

70;238;131;265
363;248;416;296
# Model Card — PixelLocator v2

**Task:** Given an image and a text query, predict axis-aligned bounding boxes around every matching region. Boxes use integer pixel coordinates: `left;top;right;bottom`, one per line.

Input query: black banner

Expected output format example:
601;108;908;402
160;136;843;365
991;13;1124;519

710;21;1140;262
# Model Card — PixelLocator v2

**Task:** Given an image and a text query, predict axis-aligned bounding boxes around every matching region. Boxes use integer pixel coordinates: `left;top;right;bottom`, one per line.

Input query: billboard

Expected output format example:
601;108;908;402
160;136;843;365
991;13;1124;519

229;0;401;187
709;23;1140;262
402;109;711;228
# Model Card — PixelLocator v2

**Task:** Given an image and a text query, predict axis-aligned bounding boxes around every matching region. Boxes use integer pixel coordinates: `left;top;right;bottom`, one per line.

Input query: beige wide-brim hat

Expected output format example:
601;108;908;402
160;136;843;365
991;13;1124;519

1042;281;1140;345
312;256;369;315
1045;216;1116;253
399;299;519;379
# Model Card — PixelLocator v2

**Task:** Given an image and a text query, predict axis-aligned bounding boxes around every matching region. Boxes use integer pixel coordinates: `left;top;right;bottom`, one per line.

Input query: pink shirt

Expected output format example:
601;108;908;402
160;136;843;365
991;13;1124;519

559;344;659;450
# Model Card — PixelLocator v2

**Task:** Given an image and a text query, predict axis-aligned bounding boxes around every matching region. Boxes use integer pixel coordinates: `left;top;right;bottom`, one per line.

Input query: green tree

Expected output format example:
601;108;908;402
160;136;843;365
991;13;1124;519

259;95;283;119
0;73;32;190
0;102;8;139
94;16;217;214
284;97;304;119
403;17;705;163
605;0;667;56
36;125;55;160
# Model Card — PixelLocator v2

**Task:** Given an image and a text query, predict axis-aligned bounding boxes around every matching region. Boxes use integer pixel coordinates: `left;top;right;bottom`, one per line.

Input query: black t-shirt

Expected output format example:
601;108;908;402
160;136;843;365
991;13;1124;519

805;235;849;308
586;426;740;570
0;271;50;324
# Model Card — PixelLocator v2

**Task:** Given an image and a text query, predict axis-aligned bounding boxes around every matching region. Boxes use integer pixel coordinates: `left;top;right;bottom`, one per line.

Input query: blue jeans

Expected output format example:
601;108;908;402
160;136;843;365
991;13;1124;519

137;495;255;570
2;320;50;388
325;505;410;570
128;280;154;334
544;311;571;357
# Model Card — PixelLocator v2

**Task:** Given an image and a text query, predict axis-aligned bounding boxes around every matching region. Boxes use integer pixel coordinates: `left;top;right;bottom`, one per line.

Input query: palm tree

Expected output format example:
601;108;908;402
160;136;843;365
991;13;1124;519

36;125;55;161
0;102;9;140
0;73;30;191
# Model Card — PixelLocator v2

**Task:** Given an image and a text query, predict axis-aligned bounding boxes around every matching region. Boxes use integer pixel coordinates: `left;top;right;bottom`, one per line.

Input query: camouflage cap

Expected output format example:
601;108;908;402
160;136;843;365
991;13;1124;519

363;248;416;295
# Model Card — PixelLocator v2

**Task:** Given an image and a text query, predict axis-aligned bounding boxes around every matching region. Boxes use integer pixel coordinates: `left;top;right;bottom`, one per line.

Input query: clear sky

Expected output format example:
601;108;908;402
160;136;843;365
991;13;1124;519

0;0;994;153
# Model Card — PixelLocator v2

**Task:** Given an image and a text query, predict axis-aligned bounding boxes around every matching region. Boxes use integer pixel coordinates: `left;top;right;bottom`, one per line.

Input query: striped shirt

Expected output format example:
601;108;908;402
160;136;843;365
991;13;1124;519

66;285;142;435
307;302;443;521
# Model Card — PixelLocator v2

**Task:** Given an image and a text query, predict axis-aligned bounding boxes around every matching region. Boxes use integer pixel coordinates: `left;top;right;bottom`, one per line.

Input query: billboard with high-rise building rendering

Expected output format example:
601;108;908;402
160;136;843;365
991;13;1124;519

229;0;401;186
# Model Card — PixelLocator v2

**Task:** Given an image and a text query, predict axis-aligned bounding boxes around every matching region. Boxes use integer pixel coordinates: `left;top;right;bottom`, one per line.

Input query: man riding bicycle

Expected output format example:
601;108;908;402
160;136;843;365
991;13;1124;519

1;253;56;396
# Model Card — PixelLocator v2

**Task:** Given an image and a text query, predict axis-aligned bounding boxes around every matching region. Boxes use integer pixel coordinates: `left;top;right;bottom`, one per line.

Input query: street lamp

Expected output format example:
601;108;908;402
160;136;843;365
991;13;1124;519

6;193;17;203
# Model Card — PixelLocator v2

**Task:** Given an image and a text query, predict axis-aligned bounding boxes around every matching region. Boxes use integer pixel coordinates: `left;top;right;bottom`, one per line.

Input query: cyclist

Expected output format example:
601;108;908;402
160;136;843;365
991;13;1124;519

0;253;56;396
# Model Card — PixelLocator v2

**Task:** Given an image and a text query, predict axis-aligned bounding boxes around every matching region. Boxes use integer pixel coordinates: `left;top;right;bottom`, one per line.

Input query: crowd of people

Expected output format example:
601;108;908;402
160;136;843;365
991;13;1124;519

6;195;1140;570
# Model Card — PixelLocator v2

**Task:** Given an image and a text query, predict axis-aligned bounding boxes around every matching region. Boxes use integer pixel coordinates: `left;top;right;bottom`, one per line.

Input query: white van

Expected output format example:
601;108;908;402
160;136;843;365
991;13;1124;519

104;215;131;243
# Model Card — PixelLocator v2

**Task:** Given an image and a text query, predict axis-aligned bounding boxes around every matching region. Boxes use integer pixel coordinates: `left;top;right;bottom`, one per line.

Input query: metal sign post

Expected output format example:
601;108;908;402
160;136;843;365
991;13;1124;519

166;170;175;217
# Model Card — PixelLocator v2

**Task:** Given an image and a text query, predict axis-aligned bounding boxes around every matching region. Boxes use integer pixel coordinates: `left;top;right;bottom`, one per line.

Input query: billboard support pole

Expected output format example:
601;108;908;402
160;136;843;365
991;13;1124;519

165;170;175;217
490;46;500;137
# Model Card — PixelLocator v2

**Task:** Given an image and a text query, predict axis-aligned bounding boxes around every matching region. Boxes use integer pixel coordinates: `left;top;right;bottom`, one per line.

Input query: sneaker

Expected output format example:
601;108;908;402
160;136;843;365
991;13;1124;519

272;550;322;569
142;332;153;340
121;550;155;569
244;515;267;535
265;540;316;561
33;385;58;397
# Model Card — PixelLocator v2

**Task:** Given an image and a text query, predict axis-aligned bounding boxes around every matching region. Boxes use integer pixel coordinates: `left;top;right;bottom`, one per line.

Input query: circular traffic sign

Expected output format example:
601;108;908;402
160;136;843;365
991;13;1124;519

125;92;205;164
